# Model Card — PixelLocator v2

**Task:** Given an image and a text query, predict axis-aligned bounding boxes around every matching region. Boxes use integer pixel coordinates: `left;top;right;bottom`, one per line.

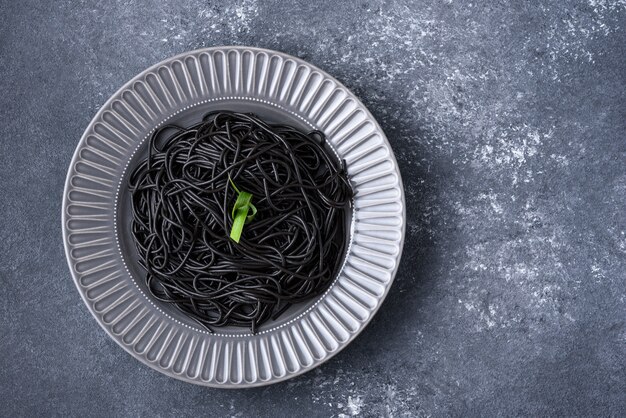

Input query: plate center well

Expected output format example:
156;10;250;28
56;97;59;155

116;98;353;335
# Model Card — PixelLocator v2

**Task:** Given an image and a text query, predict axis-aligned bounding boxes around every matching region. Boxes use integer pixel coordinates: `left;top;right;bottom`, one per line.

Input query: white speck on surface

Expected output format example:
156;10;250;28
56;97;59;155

347;396;364;416
591;263;607;281
477;192;504;215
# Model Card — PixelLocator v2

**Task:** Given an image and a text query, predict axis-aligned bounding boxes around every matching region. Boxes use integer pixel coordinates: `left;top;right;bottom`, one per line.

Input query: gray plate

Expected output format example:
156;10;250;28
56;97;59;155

62;46;405;387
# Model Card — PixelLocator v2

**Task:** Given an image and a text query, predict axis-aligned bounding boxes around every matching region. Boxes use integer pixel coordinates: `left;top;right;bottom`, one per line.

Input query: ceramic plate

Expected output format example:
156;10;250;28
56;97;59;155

62;46;405;387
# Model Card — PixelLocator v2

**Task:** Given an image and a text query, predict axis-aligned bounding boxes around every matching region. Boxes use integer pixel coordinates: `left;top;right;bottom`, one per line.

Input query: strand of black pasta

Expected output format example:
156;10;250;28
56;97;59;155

128;111;352;333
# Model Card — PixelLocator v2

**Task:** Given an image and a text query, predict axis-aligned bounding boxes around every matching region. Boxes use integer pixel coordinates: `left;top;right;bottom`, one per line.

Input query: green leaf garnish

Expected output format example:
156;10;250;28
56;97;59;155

228;176;241;194
228;176;257;243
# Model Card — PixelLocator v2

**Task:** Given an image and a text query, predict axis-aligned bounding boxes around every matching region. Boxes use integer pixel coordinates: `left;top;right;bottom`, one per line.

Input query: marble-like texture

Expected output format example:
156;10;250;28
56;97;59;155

1;0;625;416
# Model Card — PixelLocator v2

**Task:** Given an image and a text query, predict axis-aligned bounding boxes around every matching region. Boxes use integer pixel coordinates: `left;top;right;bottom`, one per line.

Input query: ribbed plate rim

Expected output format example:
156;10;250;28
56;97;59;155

62;46;406;387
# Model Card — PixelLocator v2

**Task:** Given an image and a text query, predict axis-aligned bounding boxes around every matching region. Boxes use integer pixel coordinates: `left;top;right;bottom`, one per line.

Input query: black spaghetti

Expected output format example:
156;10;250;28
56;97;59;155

128;111;352;333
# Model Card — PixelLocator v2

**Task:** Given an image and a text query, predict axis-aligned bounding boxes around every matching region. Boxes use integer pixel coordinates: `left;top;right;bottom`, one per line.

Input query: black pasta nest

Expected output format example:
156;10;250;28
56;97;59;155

128;111;352;333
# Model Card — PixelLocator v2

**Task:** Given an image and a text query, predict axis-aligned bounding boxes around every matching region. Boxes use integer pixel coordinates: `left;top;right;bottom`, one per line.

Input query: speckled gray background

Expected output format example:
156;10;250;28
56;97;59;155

1;0;625;416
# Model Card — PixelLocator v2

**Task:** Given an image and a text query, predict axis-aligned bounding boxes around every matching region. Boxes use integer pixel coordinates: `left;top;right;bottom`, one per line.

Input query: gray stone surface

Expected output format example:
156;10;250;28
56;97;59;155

1;0;625;416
